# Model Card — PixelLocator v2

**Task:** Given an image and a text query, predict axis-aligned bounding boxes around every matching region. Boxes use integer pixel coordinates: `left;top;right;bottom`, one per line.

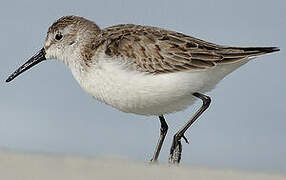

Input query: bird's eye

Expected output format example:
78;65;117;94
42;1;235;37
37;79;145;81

55;33;63;41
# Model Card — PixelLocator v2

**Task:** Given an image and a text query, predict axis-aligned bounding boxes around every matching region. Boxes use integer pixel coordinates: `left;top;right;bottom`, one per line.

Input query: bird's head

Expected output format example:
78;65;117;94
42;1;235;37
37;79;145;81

6;16;100;82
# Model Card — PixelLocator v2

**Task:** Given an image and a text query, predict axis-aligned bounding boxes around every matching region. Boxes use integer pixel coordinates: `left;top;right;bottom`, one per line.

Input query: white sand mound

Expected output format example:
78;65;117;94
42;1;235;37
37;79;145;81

0;150;284;180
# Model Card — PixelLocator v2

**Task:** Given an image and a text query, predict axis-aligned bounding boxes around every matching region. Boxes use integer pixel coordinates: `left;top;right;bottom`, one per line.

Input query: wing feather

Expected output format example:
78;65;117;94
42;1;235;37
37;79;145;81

97;24;279;73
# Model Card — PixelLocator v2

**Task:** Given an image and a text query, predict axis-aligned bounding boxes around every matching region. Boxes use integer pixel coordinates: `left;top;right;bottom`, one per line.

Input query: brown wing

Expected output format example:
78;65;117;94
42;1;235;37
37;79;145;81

100;24;279;73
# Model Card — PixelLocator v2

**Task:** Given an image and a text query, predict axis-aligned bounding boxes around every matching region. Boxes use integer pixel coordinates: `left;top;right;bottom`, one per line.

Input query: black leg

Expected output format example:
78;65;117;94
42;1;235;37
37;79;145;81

150;115;168;163
168;92;211;164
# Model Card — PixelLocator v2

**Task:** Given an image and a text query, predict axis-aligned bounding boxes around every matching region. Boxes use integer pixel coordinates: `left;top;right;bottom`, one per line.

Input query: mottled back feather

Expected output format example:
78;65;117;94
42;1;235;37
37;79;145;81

91;24;279;73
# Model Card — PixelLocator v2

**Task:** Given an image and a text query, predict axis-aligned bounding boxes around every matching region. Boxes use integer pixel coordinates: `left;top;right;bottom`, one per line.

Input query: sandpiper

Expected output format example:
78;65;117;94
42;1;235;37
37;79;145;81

6;16;279;164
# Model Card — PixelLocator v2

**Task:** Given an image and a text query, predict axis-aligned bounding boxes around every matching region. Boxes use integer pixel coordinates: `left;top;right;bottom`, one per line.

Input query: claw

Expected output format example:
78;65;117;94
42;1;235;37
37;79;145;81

182;134;189;144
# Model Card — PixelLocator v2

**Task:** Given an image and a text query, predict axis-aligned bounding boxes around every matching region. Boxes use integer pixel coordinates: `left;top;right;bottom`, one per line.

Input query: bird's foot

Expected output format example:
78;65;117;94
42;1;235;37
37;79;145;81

149;158;159;165
168;134;189;164
168;139;182;164
168;136;182;164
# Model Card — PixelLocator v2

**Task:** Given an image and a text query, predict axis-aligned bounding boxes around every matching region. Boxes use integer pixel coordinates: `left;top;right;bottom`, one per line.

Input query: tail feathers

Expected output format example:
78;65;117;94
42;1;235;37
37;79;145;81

230;46;279;54
215;46;280;64
223;46;280;57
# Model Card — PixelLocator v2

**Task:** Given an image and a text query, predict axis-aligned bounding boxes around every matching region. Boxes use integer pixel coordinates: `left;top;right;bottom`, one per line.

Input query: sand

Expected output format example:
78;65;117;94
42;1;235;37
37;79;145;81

0;150;284;180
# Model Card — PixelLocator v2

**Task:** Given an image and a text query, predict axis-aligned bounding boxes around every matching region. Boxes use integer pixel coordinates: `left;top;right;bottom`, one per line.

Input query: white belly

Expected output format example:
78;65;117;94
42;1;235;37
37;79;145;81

74;58;249;115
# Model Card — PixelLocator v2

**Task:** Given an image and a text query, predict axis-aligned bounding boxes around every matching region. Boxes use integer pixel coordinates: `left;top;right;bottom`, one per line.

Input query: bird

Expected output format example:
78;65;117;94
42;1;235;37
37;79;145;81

6;16;280;164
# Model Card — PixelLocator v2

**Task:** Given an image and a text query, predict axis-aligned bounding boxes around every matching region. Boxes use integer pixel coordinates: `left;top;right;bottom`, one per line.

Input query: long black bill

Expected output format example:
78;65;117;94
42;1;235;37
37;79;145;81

6;48;46;83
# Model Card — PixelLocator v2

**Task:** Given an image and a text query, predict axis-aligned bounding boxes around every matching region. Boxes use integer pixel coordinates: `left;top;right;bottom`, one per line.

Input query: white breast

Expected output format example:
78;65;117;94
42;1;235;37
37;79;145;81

71;54;249;115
